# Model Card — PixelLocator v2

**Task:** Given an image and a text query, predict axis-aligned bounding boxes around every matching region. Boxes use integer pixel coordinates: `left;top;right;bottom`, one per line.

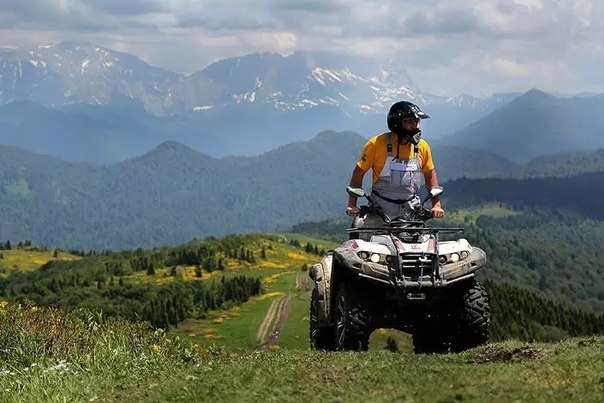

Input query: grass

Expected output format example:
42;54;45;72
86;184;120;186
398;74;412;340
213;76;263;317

171;268;306;350
0;302;204;403
3;302;602;403
447;203;518;225
142;339;604;402
164;234;330;351
5;308;604;402
2;235;604;401
177;292;282;350
0;248;80;277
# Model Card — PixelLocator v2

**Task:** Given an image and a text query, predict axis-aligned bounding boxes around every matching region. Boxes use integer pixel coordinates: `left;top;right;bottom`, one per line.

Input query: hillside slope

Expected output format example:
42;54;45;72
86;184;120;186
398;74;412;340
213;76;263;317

437;89;604;163
1;133;603;249
2;301;603;402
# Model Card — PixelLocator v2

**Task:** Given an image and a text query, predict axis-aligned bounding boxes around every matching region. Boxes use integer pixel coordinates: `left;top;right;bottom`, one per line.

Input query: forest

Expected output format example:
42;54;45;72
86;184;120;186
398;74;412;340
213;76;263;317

1;225;603;343
0;235;267;328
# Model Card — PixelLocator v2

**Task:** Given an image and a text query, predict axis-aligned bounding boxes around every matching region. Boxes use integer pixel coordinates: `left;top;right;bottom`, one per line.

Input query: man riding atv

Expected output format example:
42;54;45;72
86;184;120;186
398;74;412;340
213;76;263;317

308;101;490;353
346;101;444;222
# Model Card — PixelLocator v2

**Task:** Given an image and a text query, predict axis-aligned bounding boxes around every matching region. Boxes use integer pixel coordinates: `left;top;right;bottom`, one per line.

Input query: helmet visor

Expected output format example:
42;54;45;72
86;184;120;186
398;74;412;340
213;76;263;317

409;104;430;119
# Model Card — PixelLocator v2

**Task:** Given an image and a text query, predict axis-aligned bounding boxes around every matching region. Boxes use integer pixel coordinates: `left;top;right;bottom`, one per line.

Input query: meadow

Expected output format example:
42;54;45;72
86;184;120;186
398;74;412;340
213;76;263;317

1;231;604;402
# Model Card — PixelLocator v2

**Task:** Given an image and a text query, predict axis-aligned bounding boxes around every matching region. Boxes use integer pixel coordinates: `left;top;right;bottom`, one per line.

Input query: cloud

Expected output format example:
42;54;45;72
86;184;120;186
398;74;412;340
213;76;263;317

0;0;602;96
80;0;167;16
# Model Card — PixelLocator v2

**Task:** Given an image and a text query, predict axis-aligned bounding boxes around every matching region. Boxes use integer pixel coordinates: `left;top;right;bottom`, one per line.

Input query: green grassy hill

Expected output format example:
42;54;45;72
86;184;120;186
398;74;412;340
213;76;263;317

3;130;603;251
1;301;603;402
2;231;603;350
2;232;604;401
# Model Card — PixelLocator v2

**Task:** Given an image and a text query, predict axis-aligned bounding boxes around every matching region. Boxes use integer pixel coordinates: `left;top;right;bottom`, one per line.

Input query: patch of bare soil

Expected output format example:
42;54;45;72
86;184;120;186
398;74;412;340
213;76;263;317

469;345;547;364
254;294;292;351
256;297;280;343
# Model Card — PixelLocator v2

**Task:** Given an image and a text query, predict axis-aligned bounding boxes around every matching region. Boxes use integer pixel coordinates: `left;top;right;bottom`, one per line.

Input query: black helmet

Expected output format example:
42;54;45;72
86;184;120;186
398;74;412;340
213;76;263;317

387;101;430;145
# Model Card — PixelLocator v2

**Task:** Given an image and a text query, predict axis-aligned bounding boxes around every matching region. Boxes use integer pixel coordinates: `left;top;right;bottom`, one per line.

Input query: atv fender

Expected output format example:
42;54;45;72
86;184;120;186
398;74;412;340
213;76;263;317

308;251;334;326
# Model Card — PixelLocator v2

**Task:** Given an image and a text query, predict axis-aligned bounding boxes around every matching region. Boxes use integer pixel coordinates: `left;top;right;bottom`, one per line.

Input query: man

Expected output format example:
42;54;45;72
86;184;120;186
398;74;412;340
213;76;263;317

346;100;445;221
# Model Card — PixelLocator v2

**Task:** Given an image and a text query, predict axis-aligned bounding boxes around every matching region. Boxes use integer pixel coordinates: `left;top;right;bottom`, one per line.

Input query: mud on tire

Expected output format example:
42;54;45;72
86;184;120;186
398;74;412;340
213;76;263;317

334;281;371;351
310;288;335;351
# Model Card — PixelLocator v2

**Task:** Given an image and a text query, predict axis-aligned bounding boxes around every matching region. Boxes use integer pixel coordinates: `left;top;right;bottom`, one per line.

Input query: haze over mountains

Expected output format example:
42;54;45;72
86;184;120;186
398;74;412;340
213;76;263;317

1;41;520;160
1;42;603;164
436;89;604;163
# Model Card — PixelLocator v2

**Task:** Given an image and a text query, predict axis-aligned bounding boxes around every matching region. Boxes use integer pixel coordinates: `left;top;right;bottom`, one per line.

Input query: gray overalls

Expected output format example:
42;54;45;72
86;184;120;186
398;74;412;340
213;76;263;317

370;132;423;220
350;132;424;239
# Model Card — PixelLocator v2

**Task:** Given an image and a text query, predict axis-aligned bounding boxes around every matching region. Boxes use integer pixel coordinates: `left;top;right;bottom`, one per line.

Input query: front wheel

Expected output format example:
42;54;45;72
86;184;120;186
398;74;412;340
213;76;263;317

334;281;371;351
451;280;490;352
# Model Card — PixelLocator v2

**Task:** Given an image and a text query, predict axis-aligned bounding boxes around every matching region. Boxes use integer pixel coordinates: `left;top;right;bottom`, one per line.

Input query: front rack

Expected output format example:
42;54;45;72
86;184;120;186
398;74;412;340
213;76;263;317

347;226;464;235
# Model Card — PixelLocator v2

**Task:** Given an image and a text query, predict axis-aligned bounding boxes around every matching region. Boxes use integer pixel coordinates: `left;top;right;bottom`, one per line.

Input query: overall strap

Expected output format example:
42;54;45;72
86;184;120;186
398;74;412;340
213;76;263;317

386;131;419;158
385;132;393;156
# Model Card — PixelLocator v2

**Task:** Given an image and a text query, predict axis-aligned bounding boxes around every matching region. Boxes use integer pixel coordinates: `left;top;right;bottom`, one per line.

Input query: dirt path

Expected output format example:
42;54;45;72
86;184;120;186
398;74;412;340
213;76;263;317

254;294;292;351
254;274;311;351
256;296;281;343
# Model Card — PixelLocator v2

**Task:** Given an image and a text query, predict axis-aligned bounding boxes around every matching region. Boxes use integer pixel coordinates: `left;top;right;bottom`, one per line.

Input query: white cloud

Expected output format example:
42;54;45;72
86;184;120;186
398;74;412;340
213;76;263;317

0;0;602;96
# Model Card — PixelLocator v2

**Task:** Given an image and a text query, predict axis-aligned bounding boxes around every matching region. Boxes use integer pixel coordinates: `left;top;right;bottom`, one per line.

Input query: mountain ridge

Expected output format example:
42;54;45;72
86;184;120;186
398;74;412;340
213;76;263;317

437;89;604;162
1;133;603;250
3;42;602;162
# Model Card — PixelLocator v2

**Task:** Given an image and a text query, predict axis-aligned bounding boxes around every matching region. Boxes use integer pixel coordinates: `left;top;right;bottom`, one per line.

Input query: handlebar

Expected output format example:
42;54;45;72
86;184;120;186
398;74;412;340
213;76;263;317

358;204;433;224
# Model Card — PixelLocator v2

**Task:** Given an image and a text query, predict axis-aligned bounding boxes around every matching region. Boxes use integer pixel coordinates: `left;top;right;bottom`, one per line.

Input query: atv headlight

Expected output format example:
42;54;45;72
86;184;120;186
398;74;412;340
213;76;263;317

357;251;389;264
439;251;471;264
370;253;381;263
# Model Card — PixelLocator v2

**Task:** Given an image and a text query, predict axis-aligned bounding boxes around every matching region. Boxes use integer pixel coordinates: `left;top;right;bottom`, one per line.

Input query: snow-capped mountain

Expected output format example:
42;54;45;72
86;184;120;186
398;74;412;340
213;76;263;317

0;42;431;116
0;41;523;161
182;51;426;114
0;42;179;115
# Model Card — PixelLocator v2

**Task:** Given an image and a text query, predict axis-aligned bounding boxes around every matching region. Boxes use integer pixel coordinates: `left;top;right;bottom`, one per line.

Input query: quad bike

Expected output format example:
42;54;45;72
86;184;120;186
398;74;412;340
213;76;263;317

308;186;490;353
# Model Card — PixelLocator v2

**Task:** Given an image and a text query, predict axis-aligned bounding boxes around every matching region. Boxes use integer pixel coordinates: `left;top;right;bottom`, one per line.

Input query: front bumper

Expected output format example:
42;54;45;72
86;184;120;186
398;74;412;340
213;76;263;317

333;247;487;288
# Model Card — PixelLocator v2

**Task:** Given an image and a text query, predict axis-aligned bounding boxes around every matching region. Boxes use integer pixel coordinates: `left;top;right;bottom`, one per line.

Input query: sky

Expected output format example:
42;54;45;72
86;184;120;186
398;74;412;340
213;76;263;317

0;0;602;97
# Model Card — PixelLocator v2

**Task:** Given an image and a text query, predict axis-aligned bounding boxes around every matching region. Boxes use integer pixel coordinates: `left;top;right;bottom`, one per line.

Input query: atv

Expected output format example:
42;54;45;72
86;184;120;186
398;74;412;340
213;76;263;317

308;186;490;353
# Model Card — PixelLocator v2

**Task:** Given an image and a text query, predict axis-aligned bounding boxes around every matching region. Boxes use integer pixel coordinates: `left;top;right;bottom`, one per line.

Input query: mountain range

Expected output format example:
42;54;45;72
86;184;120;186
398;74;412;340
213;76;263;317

0;41;477;116
1;131;603;250
1;42;603;163
1;41;603;251
436;89;604;163
0;41;520;160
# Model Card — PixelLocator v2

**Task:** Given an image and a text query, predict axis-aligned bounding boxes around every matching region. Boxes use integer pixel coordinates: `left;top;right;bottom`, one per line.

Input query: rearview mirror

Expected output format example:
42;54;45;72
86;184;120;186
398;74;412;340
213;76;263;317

346;186;366;198
422;186;444;204
429;186;444;198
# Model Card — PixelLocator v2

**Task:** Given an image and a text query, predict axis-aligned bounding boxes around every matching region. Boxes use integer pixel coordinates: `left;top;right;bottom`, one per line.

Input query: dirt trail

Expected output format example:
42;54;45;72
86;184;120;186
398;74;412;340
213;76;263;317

254;274;311;351
256;296;280;342
254;294;291;351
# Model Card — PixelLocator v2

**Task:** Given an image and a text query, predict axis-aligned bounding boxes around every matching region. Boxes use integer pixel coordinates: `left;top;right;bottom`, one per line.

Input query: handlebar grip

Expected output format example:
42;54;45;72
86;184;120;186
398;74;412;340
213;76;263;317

420;209;434;220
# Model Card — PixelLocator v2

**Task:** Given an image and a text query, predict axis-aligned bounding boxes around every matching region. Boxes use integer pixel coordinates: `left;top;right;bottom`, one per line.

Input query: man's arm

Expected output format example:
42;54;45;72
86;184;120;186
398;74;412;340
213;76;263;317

346;165;367;215
423;169;445;217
